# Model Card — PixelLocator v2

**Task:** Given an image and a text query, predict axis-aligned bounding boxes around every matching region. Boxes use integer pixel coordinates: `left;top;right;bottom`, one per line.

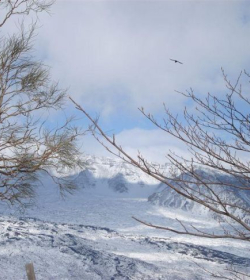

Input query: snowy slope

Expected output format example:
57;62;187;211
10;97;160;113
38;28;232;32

148;169;250;222
0;156;250;279
1;215;250;280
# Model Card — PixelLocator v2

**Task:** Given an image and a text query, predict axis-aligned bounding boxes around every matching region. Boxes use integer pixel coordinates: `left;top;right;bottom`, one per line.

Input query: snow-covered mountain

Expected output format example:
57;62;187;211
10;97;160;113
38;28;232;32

67;156;250;221
34;156;250;225
65;155;164;198
1;156;250;279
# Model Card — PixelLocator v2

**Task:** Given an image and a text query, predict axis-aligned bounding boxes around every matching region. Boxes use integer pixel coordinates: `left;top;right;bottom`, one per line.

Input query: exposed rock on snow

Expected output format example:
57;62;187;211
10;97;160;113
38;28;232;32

108;173;128;193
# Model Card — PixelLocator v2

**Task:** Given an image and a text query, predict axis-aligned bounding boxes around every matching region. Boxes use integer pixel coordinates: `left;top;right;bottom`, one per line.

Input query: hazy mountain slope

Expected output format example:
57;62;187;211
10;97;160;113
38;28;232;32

148;169;250;221
64;156;162;198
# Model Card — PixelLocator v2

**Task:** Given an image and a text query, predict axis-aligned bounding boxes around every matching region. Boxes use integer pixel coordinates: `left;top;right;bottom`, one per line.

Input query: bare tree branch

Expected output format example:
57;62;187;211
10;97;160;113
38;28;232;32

70;70;250;243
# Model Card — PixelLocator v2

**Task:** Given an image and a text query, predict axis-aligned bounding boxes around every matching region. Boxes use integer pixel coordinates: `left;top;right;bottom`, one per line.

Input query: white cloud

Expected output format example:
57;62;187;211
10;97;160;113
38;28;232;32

2;0;250;162
35;0;250;120
80;127;191;164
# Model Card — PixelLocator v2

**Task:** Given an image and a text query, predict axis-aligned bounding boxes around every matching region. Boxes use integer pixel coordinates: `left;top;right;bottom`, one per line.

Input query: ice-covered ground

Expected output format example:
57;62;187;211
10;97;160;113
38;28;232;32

0;157;250;279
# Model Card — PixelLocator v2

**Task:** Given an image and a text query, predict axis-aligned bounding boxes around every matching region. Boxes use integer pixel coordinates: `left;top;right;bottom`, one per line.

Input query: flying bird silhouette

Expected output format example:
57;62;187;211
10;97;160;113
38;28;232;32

170;59;183;64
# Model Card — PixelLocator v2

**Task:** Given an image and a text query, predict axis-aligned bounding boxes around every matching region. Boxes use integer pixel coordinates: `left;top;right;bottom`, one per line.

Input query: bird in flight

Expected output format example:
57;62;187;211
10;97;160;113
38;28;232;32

170;59;183;64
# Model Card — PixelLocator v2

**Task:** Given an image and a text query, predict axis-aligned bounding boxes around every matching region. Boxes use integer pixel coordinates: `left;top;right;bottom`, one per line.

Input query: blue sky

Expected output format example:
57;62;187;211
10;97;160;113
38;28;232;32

6;0;250;162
